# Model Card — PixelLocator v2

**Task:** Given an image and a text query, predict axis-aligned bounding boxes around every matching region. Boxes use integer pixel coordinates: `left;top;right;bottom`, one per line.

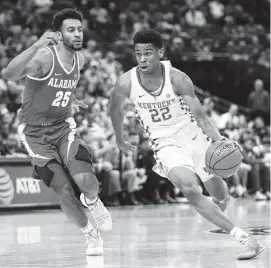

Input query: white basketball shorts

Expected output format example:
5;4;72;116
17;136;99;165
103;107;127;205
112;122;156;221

152;123;213;182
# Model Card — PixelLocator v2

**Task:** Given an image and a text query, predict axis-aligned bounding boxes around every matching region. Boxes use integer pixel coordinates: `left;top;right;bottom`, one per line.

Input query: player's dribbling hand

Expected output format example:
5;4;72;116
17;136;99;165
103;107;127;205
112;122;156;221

117;140;136;155
34;32;59;48
221;137;244;155
72;98;88;113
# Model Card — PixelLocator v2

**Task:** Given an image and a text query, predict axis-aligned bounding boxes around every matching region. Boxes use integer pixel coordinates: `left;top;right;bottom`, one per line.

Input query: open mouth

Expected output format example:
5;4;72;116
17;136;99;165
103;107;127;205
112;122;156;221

141;66;148;70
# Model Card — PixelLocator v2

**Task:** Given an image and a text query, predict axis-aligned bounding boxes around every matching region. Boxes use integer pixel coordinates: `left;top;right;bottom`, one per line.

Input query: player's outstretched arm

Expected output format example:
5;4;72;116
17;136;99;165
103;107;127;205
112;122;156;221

109;72;135;154
171;68;222;141
3;32;58;81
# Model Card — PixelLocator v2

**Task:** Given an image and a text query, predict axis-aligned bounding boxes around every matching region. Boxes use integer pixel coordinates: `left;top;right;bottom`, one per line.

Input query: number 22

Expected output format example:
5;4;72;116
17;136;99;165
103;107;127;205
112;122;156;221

150;107;172;122
52;91;71;107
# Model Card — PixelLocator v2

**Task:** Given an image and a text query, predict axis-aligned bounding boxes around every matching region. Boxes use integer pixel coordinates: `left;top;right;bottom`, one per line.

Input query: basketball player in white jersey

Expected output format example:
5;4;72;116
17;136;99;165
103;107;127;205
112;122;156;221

110;29;264;260
3;8;112;255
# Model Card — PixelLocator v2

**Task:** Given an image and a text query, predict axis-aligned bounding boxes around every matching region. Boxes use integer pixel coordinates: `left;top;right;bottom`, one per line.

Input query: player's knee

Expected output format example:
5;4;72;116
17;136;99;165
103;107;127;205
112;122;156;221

73;173;99;196
181;184;202;200
168;166;197;190
35;161;68;190
168;169;202;198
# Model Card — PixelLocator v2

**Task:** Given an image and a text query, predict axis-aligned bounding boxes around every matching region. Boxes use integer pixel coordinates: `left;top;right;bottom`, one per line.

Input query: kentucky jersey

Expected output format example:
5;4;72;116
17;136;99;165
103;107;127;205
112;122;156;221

129;61;197;139
19;46;80;125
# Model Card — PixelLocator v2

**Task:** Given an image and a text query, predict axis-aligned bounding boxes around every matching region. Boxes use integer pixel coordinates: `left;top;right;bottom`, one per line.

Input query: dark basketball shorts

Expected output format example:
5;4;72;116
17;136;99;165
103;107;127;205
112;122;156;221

18;117;93;177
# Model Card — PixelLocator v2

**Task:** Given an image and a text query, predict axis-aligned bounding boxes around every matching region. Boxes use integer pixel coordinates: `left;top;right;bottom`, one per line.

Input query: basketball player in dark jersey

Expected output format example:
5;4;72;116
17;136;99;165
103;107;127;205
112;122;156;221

3;8;111;256
110;29;264;260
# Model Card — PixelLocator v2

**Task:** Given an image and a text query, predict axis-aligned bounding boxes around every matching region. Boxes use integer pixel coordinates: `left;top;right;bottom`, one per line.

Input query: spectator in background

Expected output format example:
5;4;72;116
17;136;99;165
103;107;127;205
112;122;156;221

218;104;239;130
102;134;147;205
123;111;144;138
250;116;269;141
83;40;97;65
133;11;150;35
247;79;270;123
2;133;26;157
231;162;252;198
84;61;102;94
101;51;123;83
90;139;123;206
202;97;220;126
241;137;269;201
185;7;207;28
208;1;224;21
137;146;166;204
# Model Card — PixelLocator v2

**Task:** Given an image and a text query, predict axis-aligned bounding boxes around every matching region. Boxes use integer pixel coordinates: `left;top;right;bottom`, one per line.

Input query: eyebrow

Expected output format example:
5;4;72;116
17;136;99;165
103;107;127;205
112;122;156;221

67;26;83;29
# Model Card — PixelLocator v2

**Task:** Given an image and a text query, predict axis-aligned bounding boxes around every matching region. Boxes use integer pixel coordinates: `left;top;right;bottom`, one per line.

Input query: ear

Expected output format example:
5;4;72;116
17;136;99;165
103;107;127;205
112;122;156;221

57;31;63;41
158;48;164;59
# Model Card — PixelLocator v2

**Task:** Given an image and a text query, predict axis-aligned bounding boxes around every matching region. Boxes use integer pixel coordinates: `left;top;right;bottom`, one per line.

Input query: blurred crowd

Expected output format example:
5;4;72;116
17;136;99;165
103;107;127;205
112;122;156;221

0;0;270;205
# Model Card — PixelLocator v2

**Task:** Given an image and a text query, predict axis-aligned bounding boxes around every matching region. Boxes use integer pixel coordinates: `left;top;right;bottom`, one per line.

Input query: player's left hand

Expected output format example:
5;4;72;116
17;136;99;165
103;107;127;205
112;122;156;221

117;140;136;155
221;137;244;154
72;99;88;113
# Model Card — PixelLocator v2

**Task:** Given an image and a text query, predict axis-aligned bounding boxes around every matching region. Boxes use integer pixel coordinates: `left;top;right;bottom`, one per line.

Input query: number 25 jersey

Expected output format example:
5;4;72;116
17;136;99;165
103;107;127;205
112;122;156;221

19;45;80;126
129;61;197;139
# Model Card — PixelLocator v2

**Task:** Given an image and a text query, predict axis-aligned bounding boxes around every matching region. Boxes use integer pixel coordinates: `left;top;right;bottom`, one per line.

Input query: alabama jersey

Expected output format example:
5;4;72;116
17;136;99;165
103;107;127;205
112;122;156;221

129;61;197;139
19;45;80;126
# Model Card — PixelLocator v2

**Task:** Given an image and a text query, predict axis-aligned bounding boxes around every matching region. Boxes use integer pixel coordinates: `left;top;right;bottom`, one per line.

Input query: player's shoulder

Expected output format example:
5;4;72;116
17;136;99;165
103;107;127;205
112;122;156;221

36;47;53;60
170;67;191;82
114;70;132;95
26;47;53;76
34;47;53;68
170;67;193;87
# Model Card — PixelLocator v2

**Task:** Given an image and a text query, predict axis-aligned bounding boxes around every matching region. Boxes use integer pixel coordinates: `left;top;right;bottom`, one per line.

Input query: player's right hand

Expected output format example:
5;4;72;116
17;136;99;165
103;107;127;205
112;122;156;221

117;140;135;155
34;32;59;48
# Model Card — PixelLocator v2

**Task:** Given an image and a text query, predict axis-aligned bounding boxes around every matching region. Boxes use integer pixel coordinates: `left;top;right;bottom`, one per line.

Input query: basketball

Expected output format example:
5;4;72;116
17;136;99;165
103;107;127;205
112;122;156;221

205;140;243;178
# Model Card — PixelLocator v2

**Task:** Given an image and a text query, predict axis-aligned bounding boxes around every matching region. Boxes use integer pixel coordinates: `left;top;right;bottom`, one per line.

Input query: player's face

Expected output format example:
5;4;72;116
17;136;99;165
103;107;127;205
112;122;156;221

135;43;163;73
60;19;83;51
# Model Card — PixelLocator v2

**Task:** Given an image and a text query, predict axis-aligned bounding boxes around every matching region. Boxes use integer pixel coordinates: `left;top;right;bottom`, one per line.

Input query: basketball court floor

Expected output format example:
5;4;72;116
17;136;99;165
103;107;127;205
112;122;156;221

0;199;270;268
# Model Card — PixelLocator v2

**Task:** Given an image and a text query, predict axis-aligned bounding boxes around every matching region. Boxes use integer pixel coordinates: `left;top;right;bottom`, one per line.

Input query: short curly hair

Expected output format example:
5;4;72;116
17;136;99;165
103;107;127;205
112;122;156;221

52;8;83;31
133;28;164;49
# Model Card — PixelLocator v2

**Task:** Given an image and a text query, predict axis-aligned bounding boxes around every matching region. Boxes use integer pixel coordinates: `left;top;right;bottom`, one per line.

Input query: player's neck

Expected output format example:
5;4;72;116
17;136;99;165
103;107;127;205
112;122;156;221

56;43;76;63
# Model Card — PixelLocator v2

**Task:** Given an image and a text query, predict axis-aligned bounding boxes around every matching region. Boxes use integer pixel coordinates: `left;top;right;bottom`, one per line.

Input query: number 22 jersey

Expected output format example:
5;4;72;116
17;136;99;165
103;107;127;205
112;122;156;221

19;45;80;126
129;61;197;139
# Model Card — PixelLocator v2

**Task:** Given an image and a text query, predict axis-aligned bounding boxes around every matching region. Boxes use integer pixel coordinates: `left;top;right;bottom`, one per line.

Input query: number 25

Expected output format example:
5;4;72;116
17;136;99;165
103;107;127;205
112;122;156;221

52;91;71;107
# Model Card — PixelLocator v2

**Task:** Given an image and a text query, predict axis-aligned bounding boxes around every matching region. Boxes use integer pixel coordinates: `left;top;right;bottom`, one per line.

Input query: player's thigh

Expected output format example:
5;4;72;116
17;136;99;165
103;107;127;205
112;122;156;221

203;176;229;201
155;144;195;178
156;145;201;191
18;124;62;167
